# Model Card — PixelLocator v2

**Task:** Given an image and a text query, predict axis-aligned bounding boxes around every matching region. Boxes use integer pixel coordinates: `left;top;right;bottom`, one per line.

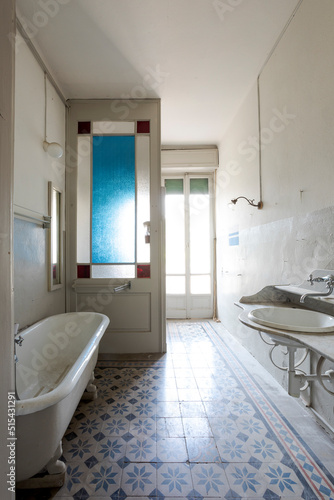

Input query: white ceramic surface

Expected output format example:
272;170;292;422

248;307;334;333
15;312;109;482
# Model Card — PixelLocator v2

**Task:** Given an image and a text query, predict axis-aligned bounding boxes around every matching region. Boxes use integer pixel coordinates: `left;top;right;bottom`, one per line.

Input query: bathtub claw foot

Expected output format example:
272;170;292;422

46;442;66;475
16;470;65;490
46;459;66;475
81;371;98;400
81;383;98;400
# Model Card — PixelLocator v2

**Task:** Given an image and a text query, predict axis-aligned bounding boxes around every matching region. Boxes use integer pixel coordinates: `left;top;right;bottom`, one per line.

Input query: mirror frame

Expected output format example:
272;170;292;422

48;181;63;291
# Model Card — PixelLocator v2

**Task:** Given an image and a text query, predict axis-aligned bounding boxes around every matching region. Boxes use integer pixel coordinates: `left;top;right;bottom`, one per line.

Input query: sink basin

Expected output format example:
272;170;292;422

248;307;334;333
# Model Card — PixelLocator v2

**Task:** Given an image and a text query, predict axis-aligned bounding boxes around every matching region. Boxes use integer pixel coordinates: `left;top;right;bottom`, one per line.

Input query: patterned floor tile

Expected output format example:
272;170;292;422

85;460;122;496
18;321;334;500
247;435;284;463
52;462;89;497
131;401;157;418
95;436;127;462
125;436;157;462
260;462;304;497
121;463;157;496
101;417;130;436
224;462;268;498
234;416;267;438
216;436;252;463
157;463;193;496
62;435;98;463
209;417;239;438
129;417;156;437
190;463;230;497
227;399;256;419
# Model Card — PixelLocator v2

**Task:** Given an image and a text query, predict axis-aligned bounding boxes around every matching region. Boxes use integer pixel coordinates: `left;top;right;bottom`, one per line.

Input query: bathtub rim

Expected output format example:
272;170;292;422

15;312;109;416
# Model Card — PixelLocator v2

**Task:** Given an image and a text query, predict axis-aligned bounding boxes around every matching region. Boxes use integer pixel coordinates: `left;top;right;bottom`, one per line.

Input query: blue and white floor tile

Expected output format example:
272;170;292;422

17;320;334;499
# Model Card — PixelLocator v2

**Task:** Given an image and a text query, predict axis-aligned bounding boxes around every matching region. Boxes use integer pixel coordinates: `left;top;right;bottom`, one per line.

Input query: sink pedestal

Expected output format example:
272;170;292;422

286;347;334;397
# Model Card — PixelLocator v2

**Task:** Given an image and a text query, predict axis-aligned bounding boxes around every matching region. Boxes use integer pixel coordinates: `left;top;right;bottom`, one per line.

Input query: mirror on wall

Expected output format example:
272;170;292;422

48;181;63;291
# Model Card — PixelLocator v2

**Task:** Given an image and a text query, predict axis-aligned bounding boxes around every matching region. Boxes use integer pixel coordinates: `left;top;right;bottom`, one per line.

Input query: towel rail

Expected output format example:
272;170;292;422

14;204;51;228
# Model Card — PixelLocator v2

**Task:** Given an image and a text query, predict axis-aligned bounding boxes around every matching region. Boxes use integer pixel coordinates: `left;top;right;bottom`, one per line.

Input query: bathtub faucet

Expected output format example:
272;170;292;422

300;274;334;303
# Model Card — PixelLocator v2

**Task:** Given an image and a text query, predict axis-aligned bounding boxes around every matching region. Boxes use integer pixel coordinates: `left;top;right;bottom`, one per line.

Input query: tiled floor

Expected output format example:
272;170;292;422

17;321;334;499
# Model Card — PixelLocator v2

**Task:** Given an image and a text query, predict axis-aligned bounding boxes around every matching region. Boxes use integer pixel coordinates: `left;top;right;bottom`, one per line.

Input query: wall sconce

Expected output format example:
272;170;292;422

43;73;63;159
229;196;263;209
43;141;63;159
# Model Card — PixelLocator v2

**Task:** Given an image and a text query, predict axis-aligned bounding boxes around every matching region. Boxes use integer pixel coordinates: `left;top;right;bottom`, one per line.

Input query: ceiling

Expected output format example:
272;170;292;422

16;0;300;146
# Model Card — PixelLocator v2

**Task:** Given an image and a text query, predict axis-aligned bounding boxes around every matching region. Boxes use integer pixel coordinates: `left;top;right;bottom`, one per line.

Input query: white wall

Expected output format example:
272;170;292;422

216;0;334;427
0;2;15;498
14;33;66;328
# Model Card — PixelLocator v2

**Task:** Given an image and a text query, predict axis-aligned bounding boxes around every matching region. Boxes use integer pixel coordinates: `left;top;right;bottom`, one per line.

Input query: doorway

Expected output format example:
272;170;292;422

163;174;214;319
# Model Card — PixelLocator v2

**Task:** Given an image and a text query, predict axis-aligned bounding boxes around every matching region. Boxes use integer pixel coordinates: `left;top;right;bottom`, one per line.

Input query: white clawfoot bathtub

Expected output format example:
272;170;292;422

15;312;109;483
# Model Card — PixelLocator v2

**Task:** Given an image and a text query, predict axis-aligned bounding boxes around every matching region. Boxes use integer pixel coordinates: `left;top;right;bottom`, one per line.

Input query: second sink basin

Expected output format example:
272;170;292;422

248;307;334;333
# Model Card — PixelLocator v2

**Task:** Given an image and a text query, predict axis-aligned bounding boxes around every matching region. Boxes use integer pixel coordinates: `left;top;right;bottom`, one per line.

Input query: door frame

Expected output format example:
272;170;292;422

163;172;216;319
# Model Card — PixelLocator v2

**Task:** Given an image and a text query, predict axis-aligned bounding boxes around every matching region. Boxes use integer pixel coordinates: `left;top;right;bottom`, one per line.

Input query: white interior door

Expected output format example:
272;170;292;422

164;174;214;319
67;100;165;354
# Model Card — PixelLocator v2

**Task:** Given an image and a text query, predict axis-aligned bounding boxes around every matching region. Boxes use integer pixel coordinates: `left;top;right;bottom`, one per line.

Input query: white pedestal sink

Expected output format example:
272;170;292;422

248;306;334;334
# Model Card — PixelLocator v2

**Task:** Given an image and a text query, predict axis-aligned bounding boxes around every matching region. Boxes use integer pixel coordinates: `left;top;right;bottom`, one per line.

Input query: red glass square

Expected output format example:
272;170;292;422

78;121;91;134
137;264;150;278
77;265;90;278
137;121;150;134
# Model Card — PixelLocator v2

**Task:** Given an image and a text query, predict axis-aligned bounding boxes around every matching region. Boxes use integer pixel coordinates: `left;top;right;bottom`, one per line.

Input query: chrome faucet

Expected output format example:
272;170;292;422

300;274;334;303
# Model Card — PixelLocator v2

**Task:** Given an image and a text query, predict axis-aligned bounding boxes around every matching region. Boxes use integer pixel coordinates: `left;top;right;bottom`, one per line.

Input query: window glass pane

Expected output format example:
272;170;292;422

137;121;150;133
92;121;135;134
166;276;185;294
165;193;185;274
92;136;135;264
190;178;209;194
78;121;91;134
77;136;91;263
189;186;210;274
77;265;90;278
92;265;135;278
137;264;150;278
191;275;211;294
165;179;183;195
136;136;150;263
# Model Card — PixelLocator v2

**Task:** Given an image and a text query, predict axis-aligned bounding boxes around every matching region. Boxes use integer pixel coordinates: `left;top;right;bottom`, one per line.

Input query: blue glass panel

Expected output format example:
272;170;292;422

92;136;135;263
